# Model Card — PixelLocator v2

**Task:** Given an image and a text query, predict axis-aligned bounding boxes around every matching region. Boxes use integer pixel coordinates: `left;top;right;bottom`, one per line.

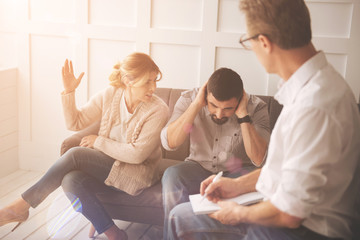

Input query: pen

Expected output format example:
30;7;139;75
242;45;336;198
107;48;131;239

201;171;223;202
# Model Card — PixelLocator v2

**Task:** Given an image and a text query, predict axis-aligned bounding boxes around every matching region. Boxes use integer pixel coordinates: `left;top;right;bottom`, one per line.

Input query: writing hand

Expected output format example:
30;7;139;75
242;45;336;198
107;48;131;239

200;176;244;202
200;173;225;202
200;171;223;202
62;59;84;94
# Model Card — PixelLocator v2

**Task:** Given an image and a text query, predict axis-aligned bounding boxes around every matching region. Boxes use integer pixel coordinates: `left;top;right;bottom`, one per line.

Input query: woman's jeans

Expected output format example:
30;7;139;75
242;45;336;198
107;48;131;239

22;147;118;234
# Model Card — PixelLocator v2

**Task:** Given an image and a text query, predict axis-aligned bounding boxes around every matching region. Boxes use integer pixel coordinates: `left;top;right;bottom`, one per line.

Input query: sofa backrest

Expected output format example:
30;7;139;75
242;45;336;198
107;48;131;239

256;95;283;131
155;88;190;161
154;88;283;161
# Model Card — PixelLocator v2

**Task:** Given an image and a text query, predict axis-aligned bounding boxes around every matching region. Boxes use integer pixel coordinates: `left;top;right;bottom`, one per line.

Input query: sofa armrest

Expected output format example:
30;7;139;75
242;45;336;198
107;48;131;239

60;121;101;156
257;95;283;132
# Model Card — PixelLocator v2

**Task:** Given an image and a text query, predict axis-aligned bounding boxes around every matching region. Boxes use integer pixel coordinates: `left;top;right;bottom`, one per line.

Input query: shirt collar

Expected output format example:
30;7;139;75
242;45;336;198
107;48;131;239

275;51;327;106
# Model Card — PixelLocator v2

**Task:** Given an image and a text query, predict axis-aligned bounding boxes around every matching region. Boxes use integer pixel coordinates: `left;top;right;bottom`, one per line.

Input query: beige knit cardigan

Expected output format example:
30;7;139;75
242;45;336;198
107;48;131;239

62;86;169;196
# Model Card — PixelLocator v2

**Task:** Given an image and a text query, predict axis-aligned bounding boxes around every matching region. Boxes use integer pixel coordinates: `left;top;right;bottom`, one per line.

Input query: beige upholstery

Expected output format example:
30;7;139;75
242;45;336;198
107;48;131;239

60;88;283;226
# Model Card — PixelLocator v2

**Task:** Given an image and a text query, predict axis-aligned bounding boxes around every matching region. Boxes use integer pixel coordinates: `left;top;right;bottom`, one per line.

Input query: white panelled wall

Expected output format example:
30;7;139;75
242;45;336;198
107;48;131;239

0;0;359;172
0;68;18;177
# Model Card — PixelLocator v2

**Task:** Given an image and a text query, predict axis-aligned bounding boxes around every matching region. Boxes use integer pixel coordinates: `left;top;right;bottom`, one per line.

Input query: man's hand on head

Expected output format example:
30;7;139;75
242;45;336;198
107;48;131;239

235;89;249;118
194;81;208;109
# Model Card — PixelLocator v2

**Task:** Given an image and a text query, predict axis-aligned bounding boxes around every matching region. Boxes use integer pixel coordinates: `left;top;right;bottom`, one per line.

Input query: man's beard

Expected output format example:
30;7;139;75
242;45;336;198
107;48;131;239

210;114;229;125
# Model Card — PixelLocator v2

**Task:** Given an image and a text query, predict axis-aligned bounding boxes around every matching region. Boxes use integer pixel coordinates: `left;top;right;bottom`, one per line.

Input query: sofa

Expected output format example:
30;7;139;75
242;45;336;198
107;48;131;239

60;87;283;226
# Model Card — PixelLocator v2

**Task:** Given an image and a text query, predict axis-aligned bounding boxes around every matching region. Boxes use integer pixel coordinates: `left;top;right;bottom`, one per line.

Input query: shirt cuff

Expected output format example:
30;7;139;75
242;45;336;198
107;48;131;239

160;127;178;151
270;184;311;219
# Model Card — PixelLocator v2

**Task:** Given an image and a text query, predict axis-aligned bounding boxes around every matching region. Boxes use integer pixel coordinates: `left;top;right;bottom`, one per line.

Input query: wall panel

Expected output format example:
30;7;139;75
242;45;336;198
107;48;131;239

0;0;18;30
0;68;18;177
215;47;268;95
151;43;201;89
151;0;203;30
308;2;353;38
89;0;137;26
0;33;17;68
217;0;246;33
30;35;75;143
88;39;136;96
29;0;76;23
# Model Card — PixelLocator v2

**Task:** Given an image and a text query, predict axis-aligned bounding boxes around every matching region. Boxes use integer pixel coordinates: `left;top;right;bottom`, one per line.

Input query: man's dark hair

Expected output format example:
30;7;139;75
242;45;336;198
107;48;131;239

207;68;243;101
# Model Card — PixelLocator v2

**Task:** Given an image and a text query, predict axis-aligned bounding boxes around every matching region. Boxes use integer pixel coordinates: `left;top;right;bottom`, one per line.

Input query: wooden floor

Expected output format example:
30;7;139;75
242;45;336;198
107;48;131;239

0;170;163;240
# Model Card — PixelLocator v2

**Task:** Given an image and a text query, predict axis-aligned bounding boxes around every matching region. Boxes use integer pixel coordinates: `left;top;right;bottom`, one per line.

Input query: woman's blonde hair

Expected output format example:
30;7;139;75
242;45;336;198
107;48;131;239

109;52;162;88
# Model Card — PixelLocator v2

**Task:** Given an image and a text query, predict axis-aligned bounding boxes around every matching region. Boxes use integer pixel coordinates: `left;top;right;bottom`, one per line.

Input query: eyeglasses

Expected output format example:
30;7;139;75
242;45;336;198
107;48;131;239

239;34;260;50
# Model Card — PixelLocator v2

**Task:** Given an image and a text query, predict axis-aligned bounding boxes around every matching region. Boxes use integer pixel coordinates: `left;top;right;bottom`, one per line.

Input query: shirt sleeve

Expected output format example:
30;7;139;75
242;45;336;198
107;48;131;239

249;95;271;144
248;95;271;166
160;89;195;151
61;87;109;131
270;107;342;218
160;126;172;151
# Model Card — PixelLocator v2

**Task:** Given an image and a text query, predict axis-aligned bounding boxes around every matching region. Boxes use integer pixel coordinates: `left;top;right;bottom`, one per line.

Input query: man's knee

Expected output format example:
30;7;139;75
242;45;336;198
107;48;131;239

168;203;190;237
169;203;209;239
162;164;184;187
169;202;193;220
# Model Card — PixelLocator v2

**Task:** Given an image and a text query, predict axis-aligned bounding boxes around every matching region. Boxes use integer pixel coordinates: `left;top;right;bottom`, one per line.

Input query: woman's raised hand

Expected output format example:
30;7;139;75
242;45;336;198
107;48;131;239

62;59;84;94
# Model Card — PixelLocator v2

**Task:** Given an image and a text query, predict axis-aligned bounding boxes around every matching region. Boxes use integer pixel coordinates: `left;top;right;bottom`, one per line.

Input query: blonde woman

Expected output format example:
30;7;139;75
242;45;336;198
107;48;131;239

0;52;169;240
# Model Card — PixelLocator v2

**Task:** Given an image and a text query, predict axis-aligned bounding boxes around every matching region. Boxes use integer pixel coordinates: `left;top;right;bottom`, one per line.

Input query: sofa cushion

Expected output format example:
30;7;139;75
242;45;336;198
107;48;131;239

155;88;190;161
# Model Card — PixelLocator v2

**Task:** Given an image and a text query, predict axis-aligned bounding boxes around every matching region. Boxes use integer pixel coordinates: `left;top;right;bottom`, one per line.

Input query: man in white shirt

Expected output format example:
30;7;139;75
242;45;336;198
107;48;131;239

167;0;360;239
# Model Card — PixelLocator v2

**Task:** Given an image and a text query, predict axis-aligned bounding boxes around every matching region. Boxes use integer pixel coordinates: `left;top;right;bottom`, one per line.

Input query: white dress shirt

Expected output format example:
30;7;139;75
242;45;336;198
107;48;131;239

256;51;360;238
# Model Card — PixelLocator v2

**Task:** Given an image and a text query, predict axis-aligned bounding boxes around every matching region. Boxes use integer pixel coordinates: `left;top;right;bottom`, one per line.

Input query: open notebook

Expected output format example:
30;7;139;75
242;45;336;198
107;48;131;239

189;191;264;215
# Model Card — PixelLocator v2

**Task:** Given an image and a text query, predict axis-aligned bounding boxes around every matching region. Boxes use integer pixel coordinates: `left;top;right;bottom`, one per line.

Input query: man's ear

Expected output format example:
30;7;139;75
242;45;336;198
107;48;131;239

258;34;273;54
